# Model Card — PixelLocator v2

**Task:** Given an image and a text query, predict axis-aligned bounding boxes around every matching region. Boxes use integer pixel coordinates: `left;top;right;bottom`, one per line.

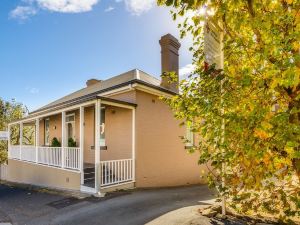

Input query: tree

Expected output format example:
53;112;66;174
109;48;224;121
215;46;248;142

158;0;300;221
0;98;27;164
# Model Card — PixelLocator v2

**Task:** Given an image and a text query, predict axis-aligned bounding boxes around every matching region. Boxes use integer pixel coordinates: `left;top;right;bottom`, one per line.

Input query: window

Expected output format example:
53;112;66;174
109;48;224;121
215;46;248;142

44;118;50;146
186;123;194;147
100;107;105;146
66;113;75;141
66;114;75;123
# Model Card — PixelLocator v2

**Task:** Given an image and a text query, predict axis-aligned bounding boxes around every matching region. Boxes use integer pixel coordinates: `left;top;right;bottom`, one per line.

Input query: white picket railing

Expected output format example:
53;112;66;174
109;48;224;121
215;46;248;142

100;159;133;187
38;147;62;167
9;146;80;171
21;146;36;162
0;164;8;181
64;147;80;170
9;145;20;159
8;146;134;188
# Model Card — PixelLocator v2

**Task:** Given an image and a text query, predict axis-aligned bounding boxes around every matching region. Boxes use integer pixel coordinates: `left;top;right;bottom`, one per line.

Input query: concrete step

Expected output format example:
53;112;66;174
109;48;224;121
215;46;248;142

84;173;94;178
84;167;95;173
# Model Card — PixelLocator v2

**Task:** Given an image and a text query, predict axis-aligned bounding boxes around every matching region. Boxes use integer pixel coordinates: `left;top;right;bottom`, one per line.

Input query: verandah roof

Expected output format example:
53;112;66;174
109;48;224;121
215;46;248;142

10;95;137;124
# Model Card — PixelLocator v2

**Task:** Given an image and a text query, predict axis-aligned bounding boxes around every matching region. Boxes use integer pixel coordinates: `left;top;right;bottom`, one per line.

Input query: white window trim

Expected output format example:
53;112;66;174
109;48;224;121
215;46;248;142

100;107;105;146
66;113;75;123
66;113;76;141
45;118;50;146
185;124;194;147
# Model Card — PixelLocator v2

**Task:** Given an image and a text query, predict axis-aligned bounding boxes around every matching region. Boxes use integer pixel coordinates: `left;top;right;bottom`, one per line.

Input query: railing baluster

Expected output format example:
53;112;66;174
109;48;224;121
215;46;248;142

126;160;128;181
118;161;120;183
101;162;103;185
105;162;107;185
109;162;111;184
114;161;116;183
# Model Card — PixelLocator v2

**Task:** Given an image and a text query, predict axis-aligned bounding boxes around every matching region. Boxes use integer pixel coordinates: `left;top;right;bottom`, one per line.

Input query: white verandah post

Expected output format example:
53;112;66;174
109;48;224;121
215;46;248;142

80;106;84;185
95;99;101;193
19;122;23;160
35;118;39;163
62;111;66;168
132;108;136;182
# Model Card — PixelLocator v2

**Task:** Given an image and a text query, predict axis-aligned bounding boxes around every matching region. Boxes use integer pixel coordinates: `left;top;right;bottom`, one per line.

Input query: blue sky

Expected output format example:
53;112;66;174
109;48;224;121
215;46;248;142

0;0;193;111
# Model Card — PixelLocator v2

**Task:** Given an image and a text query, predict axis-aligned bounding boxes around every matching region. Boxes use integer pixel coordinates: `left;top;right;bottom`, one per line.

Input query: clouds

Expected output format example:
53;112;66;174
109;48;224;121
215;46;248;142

123;0;155;16
10;0;100;20
26;87;40;94
179;64;196;77
36;0;99;13
10;6;37;20
104;6;114;12
10;0;156;20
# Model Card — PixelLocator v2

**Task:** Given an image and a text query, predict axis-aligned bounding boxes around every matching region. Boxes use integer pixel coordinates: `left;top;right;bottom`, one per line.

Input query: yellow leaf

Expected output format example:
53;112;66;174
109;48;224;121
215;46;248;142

254;129;270;140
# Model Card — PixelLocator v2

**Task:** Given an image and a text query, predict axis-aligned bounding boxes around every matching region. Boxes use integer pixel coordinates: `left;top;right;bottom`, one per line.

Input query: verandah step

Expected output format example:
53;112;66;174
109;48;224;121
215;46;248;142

84;172;95;179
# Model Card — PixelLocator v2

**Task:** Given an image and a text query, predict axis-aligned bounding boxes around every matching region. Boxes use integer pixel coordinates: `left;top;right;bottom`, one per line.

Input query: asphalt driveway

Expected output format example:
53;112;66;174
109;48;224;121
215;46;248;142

0;183;215;225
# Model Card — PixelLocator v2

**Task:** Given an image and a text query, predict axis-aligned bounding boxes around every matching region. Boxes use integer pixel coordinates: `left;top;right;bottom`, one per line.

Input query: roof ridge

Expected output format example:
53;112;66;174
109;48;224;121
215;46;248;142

30;69;164;114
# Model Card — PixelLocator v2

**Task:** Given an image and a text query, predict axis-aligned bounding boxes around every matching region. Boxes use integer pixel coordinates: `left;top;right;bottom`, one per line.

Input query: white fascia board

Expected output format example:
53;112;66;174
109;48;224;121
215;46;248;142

101;83;174;98
99;84;133;97
132;83;174;98
9;100;97;126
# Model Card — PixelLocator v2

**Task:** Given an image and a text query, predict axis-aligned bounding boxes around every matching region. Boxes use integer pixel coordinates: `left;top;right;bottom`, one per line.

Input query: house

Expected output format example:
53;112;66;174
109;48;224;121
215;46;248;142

6;34;206;194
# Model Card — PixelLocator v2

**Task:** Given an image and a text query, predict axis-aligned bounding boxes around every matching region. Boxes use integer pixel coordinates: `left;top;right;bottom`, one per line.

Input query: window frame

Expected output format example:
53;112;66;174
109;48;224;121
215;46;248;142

66;113;76;141
44;118;50;146
100;107;106;146
185;122;194;147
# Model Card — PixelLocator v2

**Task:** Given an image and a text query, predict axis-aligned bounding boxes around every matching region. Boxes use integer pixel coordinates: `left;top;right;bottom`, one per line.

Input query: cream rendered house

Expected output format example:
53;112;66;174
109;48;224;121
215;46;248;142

6;34;205;194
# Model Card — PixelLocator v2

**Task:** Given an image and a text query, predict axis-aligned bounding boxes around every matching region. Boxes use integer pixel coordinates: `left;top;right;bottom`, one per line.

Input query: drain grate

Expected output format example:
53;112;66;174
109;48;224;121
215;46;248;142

47;197;81;209
85;191;131;203
47;191;132;208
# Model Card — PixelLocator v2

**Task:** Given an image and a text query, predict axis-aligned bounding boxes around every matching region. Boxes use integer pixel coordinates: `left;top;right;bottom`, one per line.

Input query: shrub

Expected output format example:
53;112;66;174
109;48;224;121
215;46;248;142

68;138;77;147
51;137;61;147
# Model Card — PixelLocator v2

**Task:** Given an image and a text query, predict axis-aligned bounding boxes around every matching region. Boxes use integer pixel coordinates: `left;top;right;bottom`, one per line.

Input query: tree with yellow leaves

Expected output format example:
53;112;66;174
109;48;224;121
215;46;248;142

158;0;300;221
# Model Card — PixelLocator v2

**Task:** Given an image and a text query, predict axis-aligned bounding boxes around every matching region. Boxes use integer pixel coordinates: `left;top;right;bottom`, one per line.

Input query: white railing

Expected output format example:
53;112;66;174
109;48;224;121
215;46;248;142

21;146;36;162
65;147;80;170
100;159;133;187
38;147;62;167
0;164;8;181
9;146;80;171
9;145;20;159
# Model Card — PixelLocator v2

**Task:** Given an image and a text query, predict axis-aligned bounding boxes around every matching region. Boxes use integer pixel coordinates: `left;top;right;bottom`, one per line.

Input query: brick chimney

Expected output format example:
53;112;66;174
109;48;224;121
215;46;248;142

86;79;101;87
159;34;181;93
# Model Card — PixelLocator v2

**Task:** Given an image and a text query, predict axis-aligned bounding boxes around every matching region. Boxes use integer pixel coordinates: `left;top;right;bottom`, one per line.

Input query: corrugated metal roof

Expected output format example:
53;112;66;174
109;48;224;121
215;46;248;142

30;69;162;114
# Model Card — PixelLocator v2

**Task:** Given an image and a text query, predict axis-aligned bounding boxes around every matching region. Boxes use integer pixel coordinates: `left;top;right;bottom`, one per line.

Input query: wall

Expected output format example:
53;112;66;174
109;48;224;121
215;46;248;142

38;114;62;146
135;90;207;187
100;105;132;161
6;159;80;190
82;105;133;164
108;91;136;103
49;114;62;144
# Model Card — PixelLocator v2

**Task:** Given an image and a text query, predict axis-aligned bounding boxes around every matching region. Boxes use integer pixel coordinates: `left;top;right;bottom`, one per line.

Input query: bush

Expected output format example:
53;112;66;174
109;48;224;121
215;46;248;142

68;138;77;147
51;137;61;147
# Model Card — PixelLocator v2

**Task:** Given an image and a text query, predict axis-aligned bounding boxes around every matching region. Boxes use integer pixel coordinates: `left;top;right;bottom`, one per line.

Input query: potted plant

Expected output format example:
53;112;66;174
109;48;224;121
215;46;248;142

51;137;61;147
68;138;77;147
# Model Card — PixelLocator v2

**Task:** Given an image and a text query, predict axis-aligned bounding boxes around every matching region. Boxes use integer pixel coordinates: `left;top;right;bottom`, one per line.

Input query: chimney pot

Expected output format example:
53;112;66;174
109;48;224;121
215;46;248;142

86;79;101;87
159;33;181;93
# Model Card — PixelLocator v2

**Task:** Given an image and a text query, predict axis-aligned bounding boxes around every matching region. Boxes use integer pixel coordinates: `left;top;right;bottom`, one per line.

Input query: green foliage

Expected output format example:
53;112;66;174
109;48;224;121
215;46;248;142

158;0;300;221
51;137;61;147
68;138;77;147
0;98;27;164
